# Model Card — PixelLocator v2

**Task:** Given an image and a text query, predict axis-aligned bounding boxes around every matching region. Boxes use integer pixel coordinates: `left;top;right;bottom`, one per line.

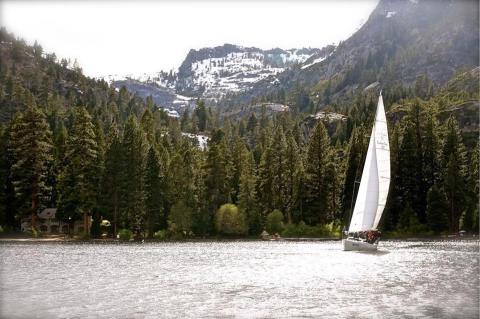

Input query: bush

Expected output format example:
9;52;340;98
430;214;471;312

266;210;284;234
215;204;247;235
32;228;40;238
118;229;133;241
0;225;3;233
153;229;167;240
281;221;340;238
168;201;193;234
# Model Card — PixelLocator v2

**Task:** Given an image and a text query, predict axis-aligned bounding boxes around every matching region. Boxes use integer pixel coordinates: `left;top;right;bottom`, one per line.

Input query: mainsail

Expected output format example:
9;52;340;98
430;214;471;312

348;93;390;232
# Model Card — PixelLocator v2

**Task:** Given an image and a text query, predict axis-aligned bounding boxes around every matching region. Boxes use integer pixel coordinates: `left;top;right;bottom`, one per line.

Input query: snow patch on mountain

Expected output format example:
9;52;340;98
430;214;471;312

386;11;397;18
301;56;328;70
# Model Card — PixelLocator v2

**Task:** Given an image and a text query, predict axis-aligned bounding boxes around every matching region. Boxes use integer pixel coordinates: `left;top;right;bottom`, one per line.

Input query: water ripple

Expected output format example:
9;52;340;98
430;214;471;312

0;240;478;318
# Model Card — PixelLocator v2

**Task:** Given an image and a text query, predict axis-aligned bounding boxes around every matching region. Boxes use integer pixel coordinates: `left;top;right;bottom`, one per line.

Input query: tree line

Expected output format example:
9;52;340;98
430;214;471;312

0;28;477;238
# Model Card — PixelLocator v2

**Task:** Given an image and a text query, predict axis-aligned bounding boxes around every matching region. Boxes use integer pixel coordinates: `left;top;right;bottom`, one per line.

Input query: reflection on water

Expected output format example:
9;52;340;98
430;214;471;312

1;240;478;318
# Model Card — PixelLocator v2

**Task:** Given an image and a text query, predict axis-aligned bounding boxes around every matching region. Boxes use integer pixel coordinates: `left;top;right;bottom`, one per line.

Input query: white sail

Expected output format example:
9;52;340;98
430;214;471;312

348;125;379;232
372;95;390;229
348;93;390;232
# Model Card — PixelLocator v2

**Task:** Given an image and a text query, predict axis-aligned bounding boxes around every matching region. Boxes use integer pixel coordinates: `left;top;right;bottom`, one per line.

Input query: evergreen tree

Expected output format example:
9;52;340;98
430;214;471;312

257;140;274;215
120;115;147;230
238;151;261;235
423;113;440;192
57;107;98;233
426;185;449;233
140;108;155;145
383;126;402;231
441;117;467;233
270;126;289;214
101;128;123;235
145;146;162;238
398;124;420;220
303;121;332;225
463;144;479;232
341;126;365;227
10;106;53;230
230;136;247;204
408;101;426;223
203;130;231;232
0;124;17;229
283;131;302;224
194;100;208;132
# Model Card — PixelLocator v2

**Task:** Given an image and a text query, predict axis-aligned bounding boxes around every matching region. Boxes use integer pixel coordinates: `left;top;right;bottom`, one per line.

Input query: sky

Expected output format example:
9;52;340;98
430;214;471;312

1;1;378;78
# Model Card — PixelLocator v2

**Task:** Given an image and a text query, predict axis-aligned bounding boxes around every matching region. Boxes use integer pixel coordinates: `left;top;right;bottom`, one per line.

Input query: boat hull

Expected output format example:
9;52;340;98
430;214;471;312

342;238;378;251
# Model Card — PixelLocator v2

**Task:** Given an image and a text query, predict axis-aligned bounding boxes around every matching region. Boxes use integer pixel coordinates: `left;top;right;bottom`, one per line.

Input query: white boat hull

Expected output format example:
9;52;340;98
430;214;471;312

342;238;378;251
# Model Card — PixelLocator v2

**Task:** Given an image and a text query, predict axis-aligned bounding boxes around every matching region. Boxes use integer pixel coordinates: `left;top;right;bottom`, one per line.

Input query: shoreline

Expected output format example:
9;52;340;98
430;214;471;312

0;234;477;243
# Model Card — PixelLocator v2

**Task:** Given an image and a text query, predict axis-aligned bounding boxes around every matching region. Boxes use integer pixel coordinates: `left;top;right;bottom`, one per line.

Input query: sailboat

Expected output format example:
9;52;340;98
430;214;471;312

343;92;390;251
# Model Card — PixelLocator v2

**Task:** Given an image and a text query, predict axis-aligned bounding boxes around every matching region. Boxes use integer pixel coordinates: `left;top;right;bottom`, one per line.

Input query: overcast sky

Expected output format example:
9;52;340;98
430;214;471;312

1;1;378;78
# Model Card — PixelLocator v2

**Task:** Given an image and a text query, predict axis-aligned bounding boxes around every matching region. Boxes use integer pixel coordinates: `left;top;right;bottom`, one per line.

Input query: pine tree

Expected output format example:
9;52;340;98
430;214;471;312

203;130;231;232
270;126;288;214
423;113;440;192
463;144;479;232
303;121;332;225
283;131;302;223
230;136;247;204
145;146;162;238
10;106;53;230
140;108;155;145
57;107;98;233
194;100;208;132
383;126;402;231
101;127;123;235
426;185;449;233
408;101;426;223
398;124;420;220
257;141;274;215
341;126;365;227
441;117;467;233
0;124;17;229
120;115;147;230
238;151;260;235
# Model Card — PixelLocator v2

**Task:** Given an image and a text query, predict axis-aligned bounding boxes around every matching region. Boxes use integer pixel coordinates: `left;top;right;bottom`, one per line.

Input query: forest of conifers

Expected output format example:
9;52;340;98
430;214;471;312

0;29;478;238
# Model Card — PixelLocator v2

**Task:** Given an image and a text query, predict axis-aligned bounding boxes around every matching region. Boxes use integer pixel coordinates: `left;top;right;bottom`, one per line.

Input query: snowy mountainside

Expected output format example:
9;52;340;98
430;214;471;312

101;44;329;110
175;45;323;99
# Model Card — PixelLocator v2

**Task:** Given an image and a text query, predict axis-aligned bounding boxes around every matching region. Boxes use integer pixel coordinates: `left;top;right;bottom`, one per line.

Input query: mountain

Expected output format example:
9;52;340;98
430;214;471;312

174;44;328;98
232;0;479;108
104;44;332;111
106;0;478;115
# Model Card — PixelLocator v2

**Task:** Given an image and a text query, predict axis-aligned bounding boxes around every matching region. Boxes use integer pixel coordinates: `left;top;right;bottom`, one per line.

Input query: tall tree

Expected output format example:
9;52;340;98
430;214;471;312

441;117;467;233
423;113;440;192
341;126;365;227
238;151;260;235
303;121;332;225
120;115;147;230
194;100;208;132
101;127;123;235
57;107;98;233
426;185;449;234
204;130;231;232
398;123;420;221
283;131;302;223
270;126;288;214
0;124;17;229
144;146;162;238
383;126;402;231
10;106;53;230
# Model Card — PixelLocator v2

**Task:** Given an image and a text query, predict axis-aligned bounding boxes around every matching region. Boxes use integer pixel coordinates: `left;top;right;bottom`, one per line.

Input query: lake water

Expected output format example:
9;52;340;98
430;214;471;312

0;240;478;319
